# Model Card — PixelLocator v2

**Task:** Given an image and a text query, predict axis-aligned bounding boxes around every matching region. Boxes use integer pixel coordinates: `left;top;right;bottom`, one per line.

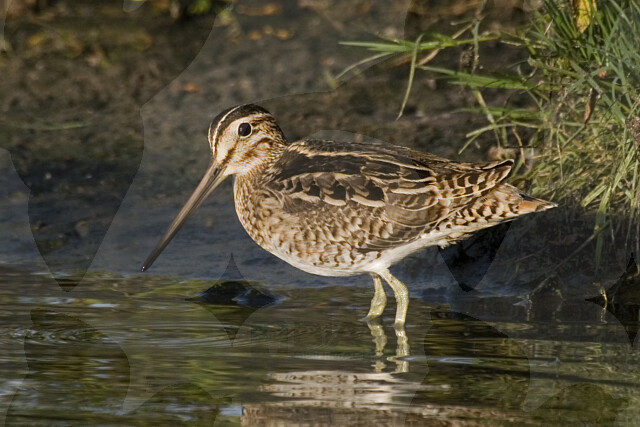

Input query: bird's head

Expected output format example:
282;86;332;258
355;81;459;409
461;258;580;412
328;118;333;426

208;104;286;176
141;104;286;271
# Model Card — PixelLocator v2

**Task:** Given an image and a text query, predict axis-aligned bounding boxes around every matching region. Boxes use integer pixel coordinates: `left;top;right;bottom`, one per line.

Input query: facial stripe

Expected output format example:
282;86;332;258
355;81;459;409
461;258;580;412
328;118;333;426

207;121;214;149
239;136;273;163
220;142;236;166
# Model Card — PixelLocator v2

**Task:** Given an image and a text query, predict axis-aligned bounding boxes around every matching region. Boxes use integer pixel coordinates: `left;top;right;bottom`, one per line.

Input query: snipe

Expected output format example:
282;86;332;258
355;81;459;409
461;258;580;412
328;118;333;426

142;104;555;328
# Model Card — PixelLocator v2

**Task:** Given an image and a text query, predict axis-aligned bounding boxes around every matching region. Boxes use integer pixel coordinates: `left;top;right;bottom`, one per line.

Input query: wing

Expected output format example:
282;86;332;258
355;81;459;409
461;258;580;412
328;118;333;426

265;139;513;251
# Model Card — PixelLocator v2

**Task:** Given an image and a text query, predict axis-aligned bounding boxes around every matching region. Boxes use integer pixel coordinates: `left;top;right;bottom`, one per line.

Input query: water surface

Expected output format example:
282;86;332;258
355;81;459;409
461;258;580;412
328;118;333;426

2;269;639;425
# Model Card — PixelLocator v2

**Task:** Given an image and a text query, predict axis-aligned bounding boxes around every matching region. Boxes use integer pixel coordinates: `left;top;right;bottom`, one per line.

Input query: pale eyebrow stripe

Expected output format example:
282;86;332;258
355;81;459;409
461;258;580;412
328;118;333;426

209;105;243;149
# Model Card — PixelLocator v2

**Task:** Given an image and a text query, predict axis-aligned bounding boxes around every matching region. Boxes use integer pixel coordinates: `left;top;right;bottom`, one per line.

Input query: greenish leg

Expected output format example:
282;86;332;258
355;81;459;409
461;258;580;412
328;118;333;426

379;270;410;372
378;270;409;327
366;273;387;319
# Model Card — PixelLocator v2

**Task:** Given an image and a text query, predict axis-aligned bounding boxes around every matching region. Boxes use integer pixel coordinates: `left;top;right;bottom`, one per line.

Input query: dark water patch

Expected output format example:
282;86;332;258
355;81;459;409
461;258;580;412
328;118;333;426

194;279;279;308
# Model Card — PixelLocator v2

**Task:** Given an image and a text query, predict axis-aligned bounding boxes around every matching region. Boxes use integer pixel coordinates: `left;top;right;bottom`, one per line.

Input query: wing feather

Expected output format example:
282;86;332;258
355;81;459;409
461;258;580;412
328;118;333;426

265;139;513;251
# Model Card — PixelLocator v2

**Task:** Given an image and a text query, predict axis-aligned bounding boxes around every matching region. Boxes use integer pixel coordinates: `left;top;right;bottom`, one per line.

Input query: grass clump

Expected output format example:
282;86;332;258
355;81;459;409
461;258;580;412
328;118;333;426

341;0;640;266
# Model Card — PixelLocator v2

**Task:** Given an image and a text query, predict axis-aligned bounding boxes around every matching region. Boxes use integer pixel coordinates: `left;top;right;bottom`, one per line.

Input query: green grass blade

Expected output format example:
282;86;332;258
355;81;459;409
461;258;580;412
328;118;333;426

397;34;424;119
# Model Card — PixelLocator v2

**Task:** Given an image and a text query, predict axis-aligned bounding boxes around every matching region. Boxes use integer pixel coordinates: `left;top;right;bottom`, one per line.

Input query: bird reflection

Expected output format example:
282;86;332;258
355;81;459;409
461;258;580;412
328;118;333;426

366;317;409;373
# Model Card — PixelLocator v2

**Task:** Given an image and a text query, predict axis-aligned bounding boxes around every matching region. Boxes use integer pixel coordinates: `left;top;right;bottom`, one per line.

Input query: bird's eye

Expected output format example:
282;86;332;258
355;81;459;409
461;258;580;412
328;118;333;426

238;123;252;137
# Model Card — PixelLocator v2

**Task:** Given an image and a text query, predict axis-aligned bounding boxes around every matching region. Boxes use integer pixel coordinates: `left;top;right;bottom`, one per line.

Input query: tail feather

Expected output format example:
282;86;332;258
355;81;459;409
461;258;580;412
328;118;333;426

517;194;557;214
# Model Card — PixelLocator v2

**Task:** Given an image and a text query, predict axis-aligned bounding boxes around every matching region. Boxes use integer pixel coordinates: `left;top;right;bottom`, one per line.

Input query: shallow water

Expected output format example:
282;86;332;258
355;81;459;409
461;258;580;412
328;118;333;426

1;269;639;426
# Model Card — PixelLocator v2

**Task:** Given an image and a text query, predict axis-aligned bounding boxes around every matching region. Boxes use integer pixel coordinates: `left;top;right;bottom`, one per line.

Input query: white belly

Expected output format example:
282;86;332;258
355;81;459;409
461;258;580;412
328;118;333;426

263;229;455;277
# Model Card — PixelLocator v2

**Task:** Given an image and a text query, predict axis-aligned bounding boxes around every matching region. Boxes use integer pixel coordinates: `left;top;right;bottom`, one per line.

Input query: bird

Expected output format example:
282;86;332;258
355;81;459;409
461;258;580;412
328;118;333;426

141;104;556;327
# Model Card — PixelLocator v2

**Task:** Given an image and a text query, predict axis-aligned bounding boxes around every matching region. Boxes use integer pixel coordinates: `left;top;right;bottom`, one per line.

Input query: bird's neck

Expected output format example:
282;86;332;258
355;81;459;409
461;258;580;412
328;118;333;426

236;138;287;184
232;141;285;227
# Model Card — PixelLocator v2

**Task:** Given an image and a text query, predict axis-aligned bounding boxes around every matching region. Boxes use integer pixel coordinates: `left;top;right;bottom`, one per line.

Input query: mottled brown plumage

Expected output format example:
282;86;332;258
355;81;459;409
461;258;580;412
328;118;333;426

142;104;556;327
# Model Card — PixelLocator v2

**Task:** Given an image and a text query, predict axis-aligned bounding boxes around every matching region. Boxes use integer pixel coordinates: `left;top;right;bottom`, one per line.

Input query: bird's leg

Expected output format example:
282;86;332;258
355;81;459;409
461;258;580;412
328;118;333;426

378;270;409;327
366;273;387;319
366;274;388;371
379;270;410;372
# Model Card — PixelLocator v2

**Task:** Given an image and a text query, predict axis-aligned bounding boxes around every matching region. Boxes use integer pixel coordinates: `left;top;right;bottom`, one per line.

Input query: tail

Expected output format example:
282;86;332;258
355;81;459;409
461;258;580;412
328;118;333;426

472;160;556;216
517;194;557;214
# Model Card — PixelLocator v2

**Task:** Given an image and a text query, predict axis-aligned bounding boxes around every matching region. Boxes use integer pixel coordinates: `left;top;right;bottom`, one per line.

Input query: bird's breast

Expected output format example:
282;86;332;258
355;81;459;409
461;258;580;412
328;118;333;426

232;176;387;273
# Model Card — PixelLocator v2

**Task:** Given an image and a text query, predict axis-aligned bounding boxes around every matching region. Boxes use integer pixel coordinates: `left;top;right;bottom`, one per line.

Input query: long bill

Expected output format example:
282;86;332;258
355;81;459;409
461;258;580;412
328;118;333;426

141;160;226;272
